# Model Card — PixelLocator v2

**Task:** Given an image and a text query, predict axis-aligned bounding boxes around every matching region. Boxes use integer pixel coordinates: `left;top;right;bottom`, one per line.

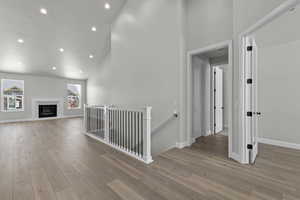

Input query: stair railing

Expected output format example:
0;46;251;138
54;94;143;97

84;104;153;164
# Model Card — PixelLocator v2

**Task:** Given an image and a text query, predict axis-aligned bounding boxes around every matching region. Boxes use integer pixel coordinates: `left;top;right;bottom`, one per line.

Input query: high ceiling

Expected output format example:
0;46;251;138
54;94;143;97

255;4;300;48
0;0;126;80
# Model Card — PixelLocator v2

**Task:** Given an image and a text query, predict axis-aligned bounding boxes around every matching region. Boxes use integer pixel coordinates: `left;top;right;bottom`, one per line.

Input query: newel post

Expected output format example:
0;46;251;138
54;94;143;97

143;106;153;164
84;104;88;133
104;106;110;143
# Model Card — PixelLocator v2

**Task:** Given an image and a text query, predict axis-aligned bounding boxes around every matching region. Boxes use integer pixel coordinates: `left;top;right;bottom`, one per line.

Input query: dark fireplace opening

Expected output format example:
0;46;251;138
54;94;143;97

39;105;57;118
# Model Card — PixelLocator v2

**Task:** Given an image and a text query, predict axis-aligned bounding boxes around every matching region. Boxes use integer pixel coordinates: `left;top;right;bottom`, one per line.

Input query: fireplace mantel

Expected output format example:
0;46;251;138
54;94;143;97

32;99;63;120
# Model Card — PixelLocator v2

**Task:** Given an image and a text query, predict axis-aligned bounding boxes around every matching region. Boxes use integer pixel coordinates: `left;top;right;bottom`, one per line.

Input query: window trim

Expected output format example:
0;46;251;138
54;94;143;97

1;79;25;112
67;83;81;110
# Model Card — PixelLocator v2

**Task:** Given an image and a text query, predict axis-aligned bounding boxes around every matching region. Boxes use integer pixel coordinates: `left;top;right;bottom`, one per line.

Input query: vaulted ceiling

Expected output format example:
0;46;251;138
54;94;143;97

0;0;126;79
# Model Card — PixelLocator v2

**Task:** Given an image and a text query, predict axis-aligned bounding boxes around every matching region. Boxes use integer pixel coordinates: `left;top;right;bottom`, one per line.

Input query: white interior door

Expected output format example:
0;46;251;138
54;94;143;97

214;67;223;133
245;36;259;164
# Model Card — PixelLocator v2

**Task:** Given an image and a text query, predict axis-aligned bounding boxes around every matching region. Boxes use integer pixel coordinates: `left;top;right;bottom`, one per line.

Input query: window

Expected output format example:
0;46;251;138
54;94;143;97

67;84;81;109
1;79;24;112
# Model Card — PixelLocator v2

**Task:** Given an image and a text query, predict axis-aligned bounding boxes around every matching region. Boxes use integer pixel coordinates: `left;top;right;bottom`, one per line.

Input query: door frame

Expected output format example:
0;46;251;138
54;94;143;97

186;40;233;160
239;0;300;164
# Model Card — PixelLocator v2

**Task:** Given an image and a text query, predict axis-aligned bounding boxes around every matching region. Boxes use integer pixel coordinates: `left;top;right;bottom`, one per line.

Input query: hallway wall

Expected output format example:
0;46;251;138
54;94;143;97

87;0;185;155
186;0;233;51
258;40;300;145
192;56;211;139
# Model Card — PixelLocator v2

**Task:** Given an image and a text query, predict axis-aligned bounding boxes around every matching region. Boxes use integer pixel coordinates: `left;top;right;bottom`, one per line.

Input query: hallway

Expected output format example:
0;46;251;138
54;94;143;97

0;118;300;200
192;134;228;159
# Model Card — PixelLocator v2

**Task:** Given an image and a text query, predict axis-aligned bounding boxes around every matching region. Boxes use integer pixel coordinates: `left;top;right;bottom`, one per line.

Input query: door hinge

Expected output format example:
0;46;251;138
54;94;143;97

247;144;253;150
247;78;253;84
247;112;253;117
247;46;253;51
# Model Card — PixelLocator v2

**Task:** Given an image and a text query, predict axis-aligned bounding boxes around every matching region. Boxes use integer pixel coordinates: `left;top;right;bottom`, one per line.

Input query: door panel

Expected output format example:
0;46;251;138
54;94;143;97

215;68;223;133
245;36;259;164
251;39;259;163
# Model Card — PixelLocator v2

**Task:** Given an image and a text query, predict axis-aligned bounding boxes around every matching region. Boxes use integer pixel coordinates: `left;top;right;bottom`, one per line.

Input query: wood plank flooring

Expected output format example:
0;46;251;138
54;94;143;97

0;118;300;200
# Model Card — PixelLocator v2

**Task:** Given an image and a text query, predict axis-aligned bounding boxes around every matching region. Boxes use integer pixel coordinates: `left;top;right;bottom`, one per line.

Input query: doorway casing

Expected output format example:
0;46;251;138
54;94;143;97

186;40;235;160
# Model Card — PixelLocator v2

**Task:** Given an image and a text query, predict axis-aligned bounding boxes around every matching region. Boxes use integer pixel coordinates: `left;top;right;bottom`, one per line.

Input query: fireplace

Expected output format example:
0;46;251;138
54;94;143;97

39;105;57;118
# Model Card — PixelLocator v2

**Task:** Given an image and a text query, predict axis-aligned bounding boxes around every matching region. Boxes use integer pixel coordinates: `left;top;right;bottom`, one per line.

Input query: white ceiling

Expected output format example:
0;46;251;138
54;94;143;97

0;0;126;80
255;4;300;48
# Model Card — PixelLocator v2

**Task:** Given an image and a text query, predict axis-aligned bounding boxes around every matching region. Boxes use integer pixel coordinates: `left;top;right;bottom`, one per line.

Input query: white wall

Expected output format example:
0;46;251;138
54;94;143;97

257;40;300;144
0;72;86;122
186;0;233;51
192;57;202;138
87;0;184;155
233;0;286;35
192;56;211;138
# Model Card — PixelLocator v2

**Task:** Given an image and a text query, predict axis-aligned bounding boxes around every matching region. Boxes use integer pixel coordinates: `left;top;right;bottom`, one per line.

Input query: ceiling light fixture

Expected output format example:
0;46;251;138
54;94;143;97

104;3;111;10
40;8;48;15
89;54;94;59
59;48;64;52
79;70;83;73
17;38;24;44
52;66;57;70
91;26;97;32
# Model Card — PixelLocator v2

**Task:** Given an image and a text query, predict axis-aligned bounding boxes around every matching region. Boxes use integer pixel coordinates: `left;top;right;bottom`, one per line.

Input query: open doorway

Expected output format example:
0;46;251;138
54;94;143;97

240;0;300;164
187;41;233;159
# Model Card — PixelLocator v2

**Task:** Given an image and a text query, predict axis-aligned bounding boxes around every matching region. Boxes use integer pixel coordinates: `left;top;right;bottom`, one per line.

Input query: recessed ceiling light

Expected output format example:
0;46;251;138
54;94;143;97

91;26;97;32
59;48;64;52
17;38;24;44
89;54;94;59
17;61;22;65
104;3;111;10
40;8;48;15
79;70;83;73
52;66;57;70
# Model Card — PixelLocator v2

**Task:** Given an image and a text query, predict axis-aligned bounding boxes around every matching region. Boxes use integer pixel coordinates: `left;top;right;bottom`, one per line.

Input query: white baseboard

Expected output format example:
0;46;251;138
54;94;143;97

204;130;212;136
229;152;242;163
176;137;196;149
0;115;83;124
258;137;300;150
176;141;189;149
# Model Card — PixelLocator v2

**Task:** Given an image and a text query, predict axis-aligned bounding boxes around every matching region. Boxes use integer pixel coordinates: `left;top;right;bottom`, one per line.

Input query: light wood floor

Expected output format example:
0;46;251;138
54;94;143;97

1;118;300;200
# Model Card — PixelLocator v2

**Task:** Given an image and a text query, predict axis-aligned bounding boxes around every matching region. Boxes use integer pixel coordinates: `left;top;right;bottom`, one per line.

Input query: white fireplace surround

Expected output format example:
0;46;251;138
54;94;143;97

32;99;63;120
